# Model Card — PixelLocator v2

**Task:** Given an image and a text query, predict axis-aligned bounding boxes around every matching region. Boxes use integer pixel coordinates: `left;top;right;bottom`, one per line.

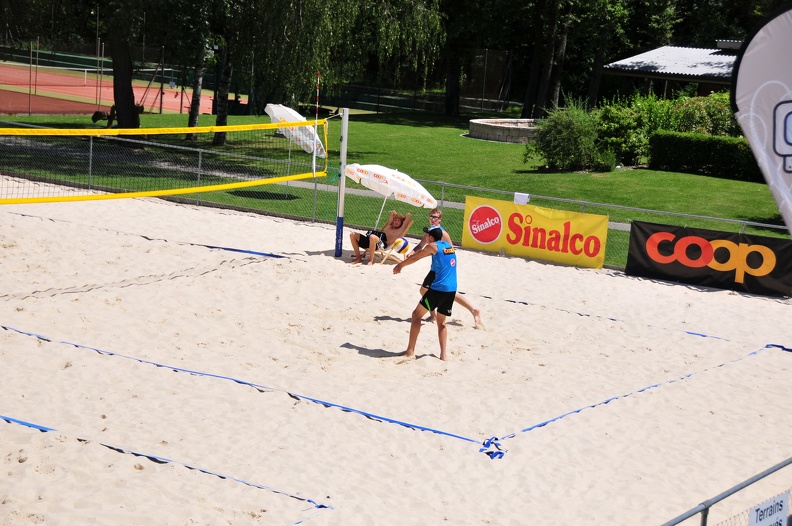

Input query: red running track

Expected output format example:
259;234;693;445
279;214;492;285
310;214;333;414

0;62;214;115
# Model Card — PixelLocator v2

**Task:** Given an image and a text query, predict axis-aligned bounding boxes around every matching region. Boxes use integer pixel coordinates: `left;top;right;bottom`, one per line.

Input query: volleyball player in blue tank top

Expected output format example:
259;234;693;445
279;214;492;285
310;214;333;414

393;226;457;361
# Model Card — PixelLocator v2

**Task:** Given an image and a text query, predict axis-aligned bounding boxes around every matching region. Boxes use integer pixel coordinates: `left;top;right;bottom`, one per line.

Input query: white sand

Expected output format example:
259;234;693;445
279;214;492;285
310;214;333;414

2;177;792;525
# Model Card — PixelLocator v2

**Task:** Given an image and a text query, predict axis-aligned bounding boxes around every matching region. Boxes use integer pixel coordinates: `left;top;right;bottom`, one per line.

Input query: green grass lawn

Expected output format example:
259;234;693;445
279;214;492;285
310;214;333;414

2;110;784;229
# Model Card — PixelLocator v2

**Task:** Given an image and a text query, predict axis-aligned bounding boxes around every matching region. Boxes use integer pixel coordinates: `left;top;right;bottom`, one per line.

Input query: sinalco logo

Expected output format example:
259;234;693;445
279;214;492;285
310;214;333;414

646;232;777;283
468;205;502;244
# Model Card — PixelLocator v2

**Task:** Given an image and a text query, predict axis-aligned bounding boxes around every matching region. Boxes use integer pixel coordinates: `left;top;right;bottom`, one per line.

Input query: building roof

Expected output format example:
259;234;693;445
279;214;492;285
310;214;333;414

604;46;736;84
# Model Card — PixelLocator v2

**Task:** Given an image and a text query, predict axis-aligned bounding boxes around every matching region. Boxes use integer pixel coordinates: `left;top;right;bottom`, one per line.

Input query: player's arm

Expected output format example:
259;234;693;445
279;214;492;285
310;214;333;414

399;212;414;236
394;243;435;274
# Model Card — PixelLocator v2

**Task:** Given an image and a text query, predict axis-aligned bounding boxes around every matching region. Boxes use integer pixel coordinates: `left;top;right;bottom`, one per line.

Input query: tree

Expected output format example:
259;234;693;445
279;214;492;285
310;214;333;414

100;0;145;129
522;0;566;118
579;0;629;107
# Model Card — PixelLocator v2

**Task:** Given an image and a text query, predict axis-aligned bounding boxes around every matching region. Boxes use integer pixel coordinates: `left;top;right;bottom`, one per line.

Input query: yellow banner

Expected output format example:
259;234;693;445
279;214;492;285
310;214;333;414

461;196;609;269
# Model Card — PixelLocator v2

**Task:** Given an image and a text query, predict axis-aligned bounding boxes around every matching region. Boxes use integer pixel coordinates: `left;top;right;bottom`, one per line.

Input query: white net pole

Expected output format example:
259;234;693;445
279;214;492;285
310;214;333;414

334;108;349;257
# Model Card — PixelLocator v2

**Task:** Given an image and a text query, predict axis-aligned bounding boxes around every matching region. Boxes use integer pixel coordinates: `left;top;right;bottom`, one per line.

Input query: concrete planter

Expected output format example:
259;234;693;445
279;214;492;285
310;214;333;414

468;119;538;144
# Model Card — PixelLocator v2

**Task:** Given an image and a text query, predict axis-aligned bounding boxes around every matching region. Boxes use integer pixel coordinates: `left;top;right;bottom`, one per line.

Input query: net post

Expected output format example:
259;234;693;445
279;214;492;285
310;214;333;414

334;108;350;257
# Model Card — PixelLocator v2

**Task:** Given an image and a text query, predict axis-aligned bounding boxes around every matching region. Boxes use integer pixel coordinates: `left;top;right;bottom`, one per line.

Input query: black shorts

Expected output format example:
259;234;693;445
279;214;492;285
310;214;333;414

419;289;456;316
421;270;436;289
359;230;387;250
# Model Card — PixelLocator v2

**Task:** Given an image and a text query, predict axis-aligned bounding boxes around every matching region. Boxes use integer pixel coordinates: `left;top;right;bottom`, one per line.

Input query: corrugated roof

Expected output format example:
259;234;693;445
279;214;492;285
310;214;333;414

604;46;735;83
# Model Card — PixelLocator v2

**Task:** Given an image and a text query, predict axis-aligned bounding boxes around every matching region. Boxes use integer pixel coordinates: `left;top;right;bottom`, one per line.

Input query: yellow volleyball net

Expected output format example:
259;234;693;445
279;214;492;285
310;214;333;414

0;120;329;205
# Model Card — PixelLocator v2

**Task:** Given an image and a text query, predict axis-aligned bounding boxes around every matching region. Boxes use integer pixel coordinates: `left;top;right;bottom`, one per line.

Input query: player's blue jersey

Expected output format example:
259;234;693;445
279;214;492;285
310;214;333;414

430;240;457;292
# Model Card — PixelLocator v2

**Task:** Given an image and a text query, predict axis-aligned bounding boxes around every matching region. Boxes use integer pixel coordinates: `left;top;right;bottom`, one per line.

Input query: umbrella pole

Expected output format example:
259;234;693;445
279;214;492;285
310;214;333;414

374;196;388;229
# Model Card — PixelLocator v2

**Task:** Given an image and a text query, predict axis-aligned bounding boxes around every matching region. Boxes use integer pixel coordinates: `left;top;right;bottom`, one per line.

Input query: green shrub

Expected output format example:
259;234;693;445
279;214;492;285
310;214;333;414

595;94;677;165
524;99;599;170
648;131;762;182
596;104;645;165
670;93;741;137
593;148;617;172
631;93;677;134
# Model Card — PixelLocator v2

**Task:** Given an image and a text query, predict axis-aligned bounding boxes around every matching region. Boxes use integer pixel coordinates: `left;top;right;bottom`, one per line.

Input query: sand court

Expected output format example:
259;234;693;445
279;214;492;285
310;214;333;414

2;175;792;525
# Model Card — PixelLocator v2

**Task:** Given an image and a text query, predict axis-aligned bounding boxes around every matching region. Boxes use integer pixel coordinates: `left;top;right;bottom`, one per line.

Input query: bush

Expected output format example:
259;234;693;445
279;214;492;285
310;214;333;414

670;93;741;137
593;148;617;172
596;104;645;165
631;93;677;134
524;99;599;171
648;131;762;182
596;94;677;165
524;92;746;175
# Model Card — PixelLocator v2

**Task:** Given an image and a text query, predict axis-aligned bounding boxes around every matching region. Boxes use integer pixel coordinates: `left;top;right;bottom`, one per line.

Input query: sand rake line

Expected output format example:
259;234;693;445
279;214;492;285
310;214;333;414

7;210;287;259
497;343;792;444
2;324;492;457
504;298;732;342
0;258;267;301
0;413;334;521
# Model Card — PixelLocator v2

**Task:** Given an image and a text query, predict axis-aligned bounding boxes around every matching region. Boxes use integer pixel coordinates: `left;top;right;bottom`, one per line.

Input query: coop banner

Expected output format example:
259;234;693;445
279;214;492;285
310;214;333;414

625;221;792;297
732;4;792;237
461;196;608;269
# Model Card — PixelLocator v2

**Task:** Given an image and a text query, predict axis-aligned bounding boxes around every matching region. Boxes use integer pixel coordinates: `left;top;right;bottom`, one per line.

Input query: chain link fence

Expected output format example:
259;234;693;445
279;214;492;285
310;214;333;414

712;488;790;526
0;120;786;270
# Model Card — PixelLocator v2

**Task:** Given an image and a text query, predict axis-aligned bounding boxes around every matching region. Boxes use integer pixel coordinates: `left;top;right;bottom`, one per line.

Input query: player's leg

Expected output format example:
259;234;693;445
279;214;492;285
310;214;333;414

454;293;483;328
349;232;363;263
420;271;436;322
435;312;448;360
401;302;428;358
366;233;381;265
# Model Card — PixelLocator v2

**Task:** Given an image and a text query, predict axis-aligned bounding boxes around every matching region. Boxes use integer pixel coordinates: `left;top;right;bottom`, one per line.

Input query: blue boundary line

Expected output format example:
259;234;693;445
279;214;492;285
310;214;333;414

496;343;792;445
0;213;784;461
7;212;284;258
504;298;730;342
7;324;789;461
0;413;332;522
1;324;481;447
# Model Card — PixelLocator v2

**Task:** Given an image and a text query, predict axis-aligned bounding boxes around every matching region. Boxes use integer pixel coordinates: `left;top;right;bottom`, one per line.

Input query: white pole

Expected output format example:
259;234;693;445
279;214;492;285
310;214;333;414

312;71;320;175
334;108;349;257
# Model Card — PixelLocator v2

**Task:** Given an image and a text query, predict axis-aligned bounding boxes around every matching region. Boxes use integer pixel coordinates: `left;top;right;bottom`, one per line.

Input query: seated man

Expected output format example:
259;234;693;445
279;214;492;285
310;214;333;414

349;210;413;265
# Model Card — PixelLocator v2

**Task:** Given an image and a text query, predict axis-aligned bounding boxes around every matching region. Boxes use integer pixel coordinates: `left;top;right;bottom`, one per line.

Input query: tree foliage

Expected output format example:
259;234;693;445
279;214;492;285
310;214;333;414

3;0;785;124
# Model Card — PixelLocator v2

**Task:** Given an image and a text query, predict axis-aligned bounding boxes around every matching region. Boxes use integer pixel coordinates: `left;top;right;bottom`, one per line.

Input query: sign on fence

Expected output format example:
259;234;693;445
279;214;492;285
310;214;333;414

461;196;608;269
749;492;789;526
625;221;792;297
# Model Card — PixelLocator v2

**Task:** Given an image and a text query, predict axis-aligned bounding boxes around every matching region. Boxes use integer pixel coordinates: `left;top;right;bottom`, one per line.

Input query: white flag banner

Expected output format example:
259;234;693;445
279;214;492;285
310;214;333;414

732;3;792;237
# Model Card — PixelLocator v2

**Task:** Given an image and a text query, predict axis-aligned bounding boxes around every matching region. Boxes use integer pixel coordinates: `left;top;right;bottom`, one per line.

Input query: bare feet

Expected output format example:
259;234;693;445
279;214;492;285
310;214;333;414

472;309;484;329
398;350;415;359
348;257;362;265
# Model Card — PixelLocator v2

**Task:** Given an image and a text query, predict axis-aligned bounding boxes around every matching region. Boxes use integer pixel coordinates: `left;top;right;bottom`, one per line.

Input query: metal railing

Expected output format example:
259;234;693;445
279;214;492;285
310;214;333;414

661;456;792;526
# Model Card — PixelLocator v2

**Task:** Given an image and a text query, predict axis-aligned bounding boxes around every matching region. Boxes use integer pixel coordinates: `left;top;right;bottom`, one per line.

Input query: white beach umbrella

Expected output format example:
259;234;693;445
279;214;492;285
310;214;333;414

344;163;437;226
264;103;326;158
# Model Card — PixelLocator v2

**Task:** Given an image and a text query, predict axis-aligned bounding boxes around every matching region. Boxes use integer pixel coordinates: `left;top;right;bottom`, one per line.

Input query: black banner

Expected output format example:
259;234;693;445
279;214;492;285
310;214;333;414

625;221;792;297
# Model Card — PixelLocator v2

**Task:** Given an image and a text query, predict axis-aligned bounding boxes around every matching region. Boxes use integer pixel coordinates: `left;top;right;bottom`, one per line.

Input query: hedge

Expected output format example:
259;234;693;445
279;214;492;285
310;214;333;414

648;131;763;183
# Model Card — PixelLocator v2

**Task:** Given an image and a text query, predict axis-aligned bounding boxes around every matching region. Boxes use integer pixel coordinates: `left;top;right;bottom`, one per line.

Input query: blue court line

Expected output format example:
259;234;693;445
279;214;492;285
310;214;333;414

8;211;284;258
496;343;792;445
505;298;730;341
6;324;789;461
0;413;332;521
1;324;482;448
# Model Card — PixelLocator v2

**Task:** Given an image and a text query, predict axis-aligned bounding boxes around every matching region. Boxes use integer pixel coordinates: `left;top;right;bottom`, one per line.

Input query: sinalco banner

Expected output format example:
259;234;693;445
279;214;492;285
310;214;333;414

625;221;792;297
731;2;792;237
461;196;608;269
